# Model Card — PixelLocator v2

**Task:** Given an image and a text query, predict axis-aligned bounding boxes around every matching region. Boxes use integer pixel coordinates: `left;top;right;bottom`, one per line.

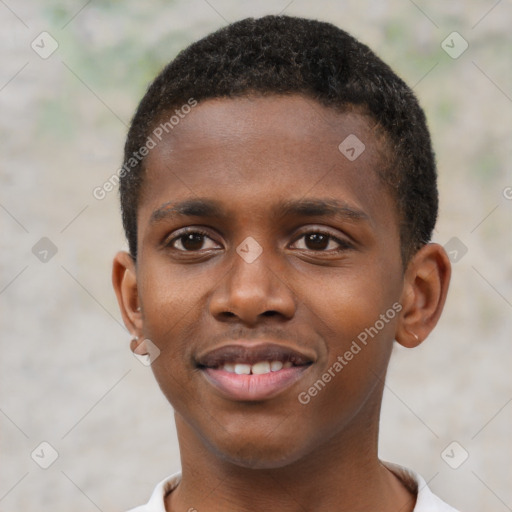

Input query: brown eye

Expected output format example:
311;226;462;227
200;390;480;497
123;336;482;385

167;230;220;252
180;233;206;251
291;230;352;252
304;233;329;250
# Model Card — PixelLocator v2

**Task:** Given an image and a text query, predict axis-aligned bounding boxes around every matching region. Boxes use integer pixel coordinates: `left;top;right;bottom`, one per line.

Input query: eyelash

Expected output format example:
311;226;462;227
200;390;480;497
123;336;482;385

165;228;216;251
165;228;352;253
293;230;352;252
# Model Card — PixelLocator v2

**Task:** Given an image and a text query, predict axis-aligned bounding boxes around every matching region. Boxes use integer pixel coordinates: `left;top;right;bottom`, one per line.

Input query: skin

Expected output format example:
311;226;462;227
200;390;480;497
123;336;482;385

112;94;451;512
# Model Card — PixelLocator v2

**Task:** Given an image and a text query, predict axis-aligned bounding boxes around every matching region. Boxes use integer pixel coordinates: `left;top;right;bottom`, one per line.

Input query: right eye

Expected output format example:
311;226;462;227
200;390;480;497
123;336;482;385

165;229;221;252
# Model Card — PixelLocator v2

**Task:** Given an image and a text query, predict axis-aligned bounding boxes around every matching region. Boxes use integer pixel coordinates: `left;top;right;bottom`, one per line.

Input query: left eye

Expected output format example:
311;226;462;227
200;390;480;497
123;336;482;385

291;232;350;251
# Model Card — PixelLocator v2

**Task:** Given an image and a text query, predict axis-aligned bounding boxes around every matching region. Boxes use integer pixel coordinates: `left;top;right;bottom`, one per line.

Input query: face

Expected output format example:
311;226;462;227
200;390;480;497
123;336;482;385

125;95;408;468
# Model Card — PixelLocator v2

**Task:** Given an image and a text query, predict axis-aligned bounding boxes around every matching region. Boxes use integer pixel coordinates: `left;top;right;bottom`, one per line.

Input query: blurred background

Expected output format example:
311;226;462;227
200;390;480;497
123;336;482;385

1;1;511;510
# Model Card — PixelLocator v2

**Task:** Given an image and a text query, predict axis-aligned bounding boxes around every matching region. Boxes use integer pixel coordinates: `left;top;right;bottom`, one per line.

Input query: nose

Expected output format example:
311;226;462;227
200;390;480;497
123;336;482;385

209;241;297;326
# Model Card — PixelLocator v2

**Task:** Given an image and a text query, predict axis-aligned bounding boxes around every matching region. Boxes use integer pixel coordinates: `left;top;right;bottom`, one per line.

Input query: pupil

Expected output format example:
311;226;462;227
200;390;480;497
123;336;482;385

183;233;204;250
306;233;328;250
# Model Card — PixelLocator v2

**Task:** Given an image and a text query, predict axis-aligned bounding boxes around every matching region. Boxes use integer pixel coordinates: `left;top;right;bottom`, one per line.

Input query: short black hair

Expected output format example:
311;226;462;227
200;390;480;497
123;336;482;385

120;15;438;263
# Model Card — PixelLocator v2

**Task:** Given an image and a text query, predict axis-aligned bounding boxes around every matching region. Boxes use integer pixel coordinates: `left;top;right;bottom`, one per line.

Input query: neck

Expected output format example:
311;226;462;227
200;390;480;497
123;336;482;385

165;390;415;512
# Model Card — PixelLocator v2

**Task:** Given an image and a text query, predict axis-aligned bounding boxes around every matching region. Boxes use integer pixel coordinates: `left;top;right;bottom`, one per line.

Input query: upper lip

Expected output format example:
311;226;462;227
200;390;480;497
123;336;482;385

196;342;316;368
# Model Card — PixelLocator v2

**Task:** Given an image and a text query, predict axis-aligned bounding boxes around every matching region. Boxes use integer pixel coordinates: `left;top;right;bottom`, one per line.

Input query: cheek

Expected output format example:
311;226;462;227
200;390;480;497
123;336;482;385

294;282;398;438
137;263;205;380
304;264;401;346
297;264;401;408
138;259;203;333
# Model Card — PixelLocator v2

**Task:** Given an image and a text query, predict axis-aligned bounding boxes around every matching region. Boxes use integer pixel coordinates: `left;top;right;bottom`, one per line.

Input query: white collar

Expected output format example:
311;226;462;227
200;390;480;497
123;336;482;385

383;462;460;511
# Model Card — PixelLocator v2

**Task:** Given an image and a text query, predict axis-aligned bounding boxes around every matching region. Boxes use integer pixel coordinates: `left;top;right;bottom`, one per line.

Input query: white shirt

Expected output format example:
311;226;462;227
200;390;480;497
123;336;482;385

127;462;460;512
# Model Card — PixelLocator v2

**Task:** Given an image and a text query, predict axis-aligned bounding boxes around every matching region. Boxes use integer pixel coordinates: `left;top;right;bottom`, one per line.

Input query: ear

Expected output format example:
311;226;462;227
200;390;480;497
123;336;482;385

112;251;143;340
395;243;451;348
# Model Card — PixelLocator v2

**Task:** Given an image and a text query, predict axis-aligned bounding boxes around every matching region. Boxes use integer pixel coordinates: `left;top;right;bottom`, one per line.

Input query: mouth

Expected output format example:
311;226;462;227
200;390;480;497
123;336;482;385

196;342;314;401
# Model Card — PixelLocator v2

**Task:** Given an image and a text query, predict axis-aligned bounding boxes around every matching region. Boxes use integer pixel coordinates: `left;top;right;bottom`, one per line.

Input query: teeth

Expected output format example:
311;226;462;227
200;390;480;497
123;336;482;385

223;363;235;373
234;363;251;375
221;360;291;374
251;361;271;374
270;361;283;372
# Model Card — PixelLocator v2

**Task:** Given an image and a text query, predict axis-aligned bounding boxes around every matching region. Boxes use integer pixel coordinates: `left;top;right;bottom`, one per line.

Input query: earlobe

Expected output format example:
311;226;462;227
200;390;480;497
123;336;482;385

112;251;143;338
395;243;451;349
130;335;150;356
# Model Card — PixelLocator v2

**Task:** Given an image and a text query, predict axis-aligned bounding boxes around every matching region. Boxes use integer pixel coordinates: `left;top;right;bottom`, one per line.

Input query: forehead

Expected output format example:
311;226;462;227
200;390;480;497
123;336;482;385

140;94;395;228
152;95;380;154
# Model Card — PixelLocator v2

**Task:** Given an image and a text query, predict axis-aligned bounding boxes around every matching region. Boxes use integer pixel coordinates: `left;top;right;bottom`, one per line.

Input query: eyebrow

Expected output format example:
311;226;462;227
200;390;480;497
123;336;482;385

277;198;370;223
150;198;226;224
149;197;370;225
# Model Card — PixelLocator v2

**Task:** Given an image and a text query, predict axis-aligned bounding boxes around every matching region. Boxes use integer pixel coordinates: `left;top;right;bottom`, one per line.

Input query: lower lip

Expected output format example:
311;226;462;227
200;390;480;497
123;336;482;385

201;366;311;401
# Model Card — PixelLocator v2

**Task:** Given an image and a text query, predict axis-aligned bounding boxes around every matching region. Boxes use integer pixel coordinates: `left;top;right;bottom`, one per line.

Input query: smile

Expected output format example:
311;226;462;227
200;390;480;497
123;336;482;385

220;360;293;374
196;342;314;401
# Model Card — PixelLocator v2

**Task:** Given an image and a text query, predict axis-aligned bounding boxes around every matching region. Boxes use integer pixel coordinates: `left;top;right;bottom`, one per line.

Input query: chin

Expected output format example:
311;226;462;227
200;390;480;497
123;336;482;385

209;430;311;470
218;448;304;470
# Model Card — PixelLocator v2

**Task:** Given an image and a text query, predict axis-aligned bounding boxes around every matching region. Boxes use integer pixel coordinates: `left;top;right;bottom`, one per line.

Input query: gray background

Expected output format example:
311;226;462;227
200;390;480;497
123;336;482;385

1;1;511;510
